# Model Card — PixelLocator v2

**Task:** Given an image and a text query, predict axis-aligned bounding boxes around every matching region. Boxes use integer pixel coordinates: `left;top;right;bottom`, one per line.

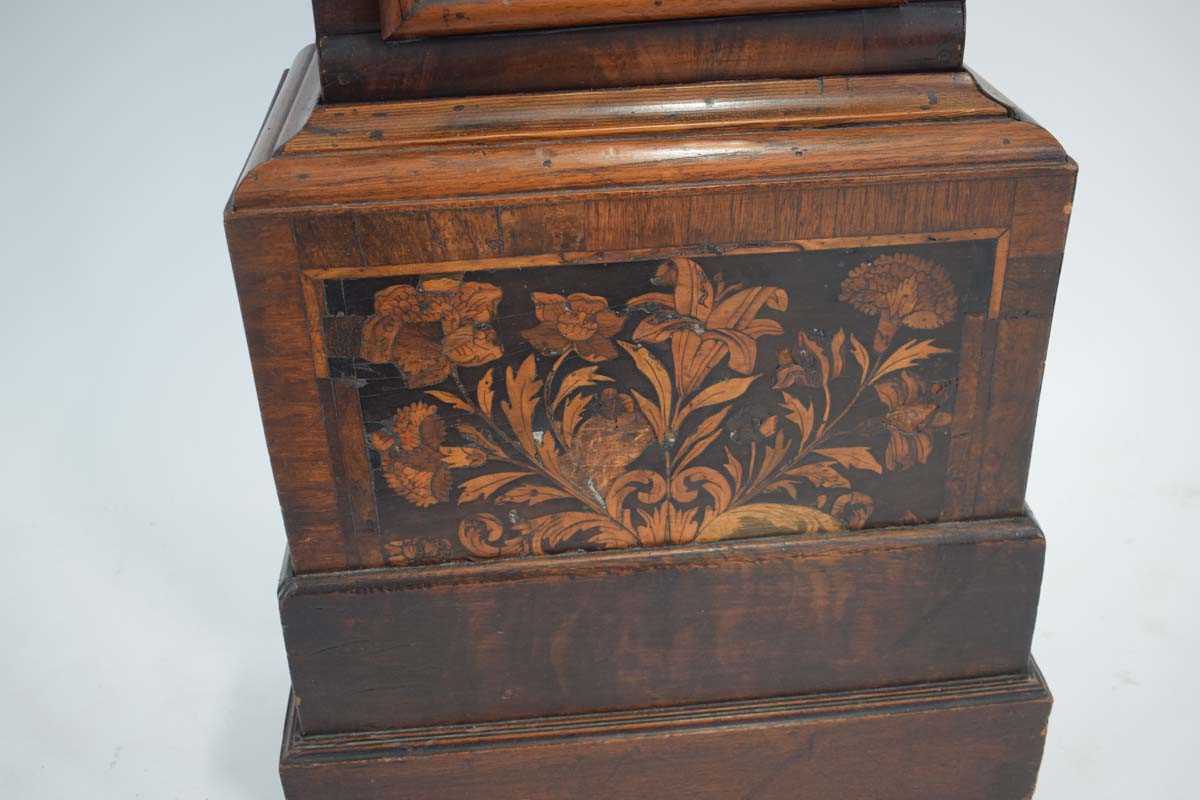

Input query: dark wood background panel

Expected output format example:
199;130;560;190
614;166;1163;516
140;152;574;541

318;2;965;102
280;667;1052;800
280;516;1044;732
381;0;907;39
314;238;988;560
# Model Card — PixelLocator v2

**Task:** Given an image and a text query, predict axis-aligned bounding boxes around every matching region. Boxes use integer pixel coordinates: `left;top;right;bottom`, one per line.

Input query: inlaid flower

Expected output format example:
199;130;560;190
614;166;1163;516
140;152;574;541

521;293;625;362
839;254;957;353
773;331;828;390
832;492;875;530
371;402;487;507
874;371;952;471
629;257;788;394
384;537;453;566
559;388;655;494
360;278;503;388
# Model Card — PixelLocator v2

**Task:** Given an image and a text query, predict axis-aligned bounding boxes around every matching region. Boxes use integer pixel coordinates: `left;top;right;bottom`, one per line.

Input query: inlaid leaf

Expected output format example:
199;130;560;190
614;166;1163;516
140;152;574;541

786;462;850;489
724;447;745;491
476;369;495;418
552;365;613;410
697;503;842;542
425;390;474;414
765;480;800;500
501;355;543;457
815;447;884;474
675;406;732;472
561;393;593;447
830;328;847;379
620;342;672;429
758;431;792;479
850;334;871;382
759;415;779;437
672;467;734;520
874;339;951;382
439;446;487;469
520;511;636;555
675;376;758;425
780;391;815;445
630;389;667;441
458;471;532;504
497;483;572;506
456;421;507;461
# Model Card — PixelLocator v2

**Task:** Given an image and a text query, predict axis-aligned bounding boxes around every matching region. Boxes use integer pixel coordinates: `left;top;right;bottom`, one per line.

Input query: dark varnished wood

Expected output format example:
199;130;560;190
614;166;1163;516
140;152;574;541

281;515;1045;732
312;0;380;36
279;665;1052;799
380;0;906;39
319;2;965;102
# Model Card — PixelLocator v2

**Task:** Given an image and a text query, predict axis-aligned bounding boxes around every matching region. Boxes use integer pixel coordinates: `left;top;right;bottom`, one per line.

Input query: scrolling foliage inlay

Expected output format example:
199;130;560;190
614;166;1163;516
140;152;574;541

320;242;995;565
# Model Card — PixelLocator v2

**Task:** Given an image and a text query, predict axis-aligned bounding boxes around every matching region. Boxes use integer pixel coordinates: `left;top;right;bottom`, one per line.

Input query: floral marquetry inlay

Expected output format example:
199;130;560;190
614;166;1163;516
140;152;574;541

315;238;1000;566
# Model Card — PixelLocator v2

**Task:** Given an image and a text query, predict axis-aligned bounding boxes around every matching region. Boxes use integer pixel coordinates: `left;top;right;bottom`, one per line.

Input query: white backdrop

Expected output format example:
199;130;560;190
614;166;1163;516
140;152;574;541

1;1;1196;797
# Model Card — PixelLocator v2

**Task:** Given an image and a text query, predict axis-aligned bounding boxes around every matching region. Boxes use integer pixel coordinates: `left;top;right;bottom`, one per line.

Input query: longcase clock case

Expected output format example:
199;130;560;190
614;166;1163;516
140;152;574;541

225;2;1074;797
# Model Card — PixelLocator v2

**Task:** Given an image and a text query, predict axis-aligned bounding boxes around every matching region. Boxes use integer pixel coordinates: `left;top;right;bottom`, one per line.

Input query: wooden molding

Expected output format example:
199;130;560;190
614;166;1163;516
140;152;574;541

236;119;1063;210
379;0;906;39
280;664;1052;799
285;72;1005;154
320;2;964;102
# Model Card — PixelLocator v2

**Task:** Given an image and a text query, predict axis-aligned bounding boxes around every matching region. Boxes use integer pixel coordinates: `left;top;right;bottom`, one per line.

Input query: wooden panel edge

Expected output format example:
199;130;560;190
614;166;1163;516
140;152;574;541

381;0;907;40
320;3;964;103
278;514;1041;599
229;46;320;209
235;118;1066;210
283;668;1049;763
286;72;1007;155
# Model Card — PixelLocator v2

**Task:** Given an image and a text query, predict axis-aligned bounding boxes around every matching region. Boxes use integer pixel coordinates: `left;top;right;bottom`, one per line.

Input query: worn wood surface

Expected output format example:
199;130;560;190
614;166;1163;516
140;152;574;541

380;0;906;39
226;53;1074;574
238;120;1061;208
286;72;1005;152
319;2;965;102
279;665;1052;799
281;515;1044;732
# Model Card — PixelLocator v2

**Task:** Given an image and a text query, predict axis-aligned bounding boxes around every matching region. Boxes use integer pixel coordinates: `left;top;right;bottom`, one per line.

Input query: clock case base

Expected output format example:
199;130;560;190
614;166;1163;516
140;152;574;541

280;662;1051;800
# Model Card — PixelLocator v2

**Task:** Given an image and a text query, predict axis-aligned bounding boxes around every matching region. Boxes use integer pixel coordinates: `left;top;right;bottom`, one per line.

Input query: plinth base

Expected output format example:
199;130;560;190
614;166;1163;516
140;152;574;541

280;662;1051;800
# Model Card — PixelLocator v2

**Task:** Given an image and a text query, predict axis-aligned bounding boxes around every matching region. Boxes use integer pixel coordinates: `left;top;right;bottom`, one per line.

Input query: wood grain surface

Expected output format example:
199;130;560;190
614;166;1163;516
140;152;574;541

286;72;1005;153
279;664;1052;799
380;0;906;39
319;2;965;102
280;515;1045;732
